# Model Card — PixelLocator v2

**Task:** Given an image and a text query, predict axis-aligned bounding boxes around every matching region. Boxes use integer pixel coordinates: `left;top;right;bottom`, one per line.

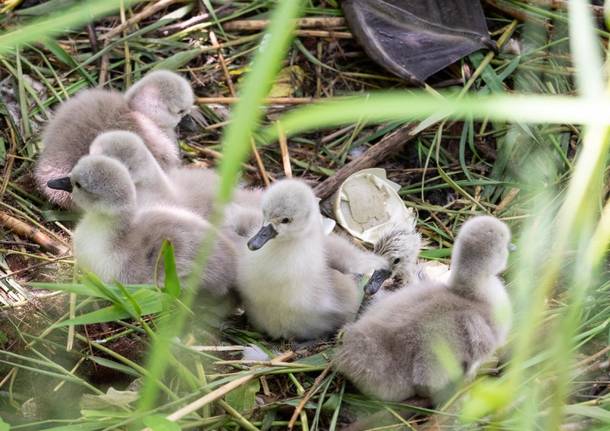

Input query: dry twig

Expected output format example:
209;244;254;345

163;351;295;423
484;0;549;26
197;96;318;105
314;124;420;200
294;30;352;39
209;30;270;186
100;0;182;40
287;363;332;429
223;17;346;31
0;211;69;255
277;122;292;178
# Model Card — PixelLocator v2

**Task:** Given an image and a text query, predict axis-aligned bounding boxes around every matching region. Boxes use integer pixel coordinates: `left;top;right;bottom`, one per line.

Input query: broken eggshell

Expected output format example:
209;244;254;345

332;168;416;244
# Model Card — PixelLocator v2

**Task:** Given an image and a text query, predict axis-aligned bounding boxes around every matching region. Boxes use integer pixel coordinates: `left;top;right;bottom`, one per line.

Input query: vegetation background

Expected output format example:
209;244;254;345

0;0;608;430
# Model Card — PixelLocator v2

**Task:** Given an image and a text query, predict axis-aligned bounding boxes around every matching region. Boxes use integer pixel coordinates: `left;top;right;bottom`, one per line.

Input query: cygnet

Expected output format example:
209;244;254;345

334;216;512;401
237;179;362;340
89;130;176;207
168;167;262;224
125;69;194;142
89;130;262;230
363;223;422;295
47;155;238;298
323;233;387;277
35;70;193;207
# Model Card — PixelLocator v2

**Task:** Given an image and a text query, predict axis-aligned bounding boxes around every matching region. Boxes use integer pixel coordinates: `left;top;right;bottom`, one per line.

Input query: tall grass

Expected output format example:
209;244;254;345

0;0;608;429
0;0;143;54
135;0;305;422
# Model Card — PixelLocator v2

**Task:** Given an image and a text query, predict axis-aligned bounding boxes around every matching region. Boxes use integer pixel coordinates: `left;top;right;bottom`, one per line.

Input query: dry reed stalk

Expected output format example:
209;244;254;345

223;17;346;31
197;96;318;105
100;0;182;40
210;30;270;186
0;211;69;255
161;351;295;423
277;122;292;178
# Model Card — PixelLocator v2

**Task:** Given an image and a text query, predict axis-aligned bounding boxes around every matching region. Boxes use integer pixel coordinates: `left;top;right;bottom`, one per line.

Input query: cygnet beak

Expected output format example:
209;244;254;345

364;268;392;295
247;224;278;251
177;113;198;133
47;176;73;193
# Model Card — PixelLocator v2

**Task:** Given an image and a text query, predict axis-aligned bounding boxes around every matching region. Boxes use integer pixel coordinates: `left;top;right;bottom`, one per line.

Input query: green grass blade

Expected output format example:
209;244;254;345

0;0;143;54
161;240;180;299
54;290;163;327
260;93;610;144
136;0;306;420
215;0;306;202
568;0;604;98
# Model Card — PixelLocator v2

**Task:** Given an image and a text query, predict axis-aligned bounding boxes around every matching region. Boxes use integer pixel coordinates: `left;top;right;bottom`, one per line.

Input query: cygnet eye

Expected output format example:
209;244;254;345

74;181;82;189
178;109;188;116
393;257;401;265
281;217;291;224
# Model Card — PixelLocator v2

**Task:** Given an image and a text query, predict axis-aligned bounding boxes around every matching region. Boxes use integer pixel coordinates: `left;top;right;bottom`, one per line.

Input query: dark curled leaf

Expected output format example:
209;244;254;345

342;0;496;84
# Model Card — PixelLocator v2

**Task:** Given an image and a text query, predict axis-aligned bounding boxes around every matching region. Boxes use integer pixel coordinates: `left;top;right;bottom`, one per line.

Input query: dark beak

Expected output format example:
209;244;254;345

47;176;73;193
247;224;278;251
364;269;392;295
177;114;198;133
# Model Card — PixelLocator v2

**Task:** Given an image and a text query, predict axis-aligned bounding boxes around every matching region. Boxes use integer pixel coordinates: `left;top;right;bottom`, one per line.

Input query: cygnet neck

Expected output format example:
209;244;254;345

86;202;136;231
137;162;177;198
130;111;179;167
448;267;485;293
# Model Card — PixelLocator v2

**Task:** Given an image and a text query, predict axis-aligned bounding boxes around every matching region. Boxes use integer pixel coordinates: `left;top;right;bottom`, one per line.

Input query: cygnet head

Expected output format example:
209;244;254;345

247;179;320;251
47;155;135;215
89;130;158;185
452;216;511;278
125;70;194;130
364;224;421;295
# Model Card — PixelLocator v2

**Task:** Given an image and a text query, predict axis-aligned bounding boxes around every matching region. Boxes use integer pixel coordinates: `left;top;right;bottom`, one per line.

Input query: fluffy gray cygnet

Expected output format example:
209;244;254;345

334;216;513;402
124;69;195;142
363;223;423;296
323;233;388;277
35;70;193;208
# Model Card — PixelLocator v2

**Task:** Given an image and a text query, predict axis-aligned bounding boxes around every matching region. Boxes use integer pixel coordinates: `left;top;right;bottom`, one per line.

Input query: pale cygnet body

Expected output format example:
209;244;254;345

237;179;361;340
46;155;238;297
35;70;193;208
89;131;262;230
168;168;263;226
334;216;512;402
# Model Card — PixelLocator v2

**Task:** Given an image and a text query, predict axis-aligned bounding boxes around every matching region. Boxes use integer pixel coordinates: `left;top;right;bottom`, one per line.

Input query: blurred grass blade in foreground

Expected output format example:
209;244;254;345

136;0;306;420
0;0;142;54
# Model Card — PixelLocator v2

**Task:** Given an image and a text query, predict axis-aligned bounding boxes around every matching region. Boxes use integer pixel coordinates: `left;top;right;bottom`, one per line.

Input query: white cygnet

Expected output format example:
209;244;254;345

334;216;512;402
237;179;362;340
46;155;238;298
